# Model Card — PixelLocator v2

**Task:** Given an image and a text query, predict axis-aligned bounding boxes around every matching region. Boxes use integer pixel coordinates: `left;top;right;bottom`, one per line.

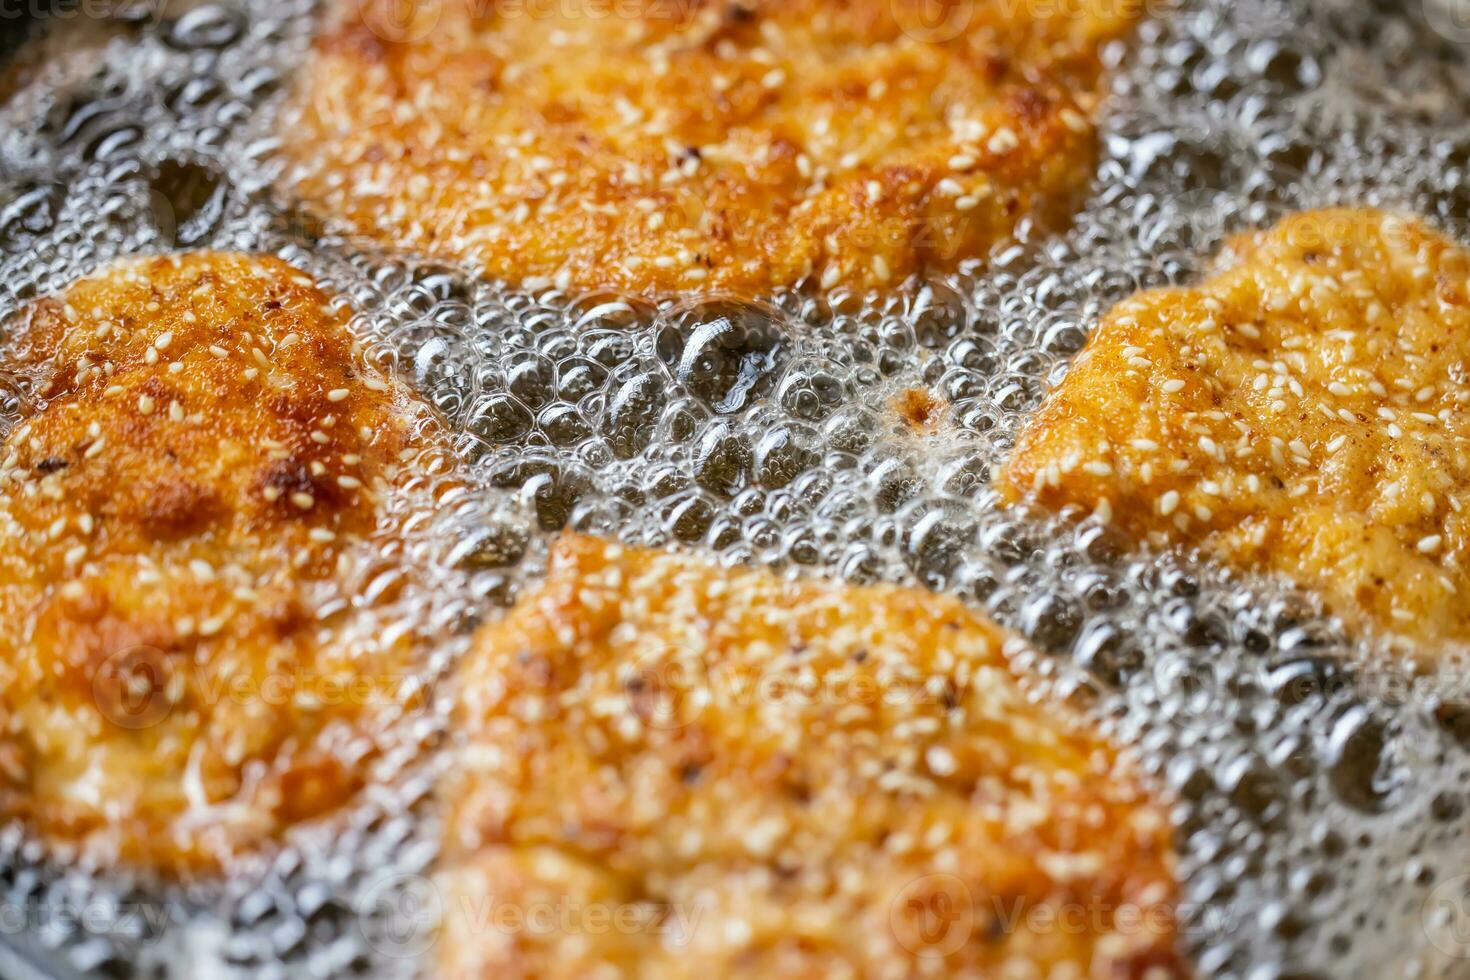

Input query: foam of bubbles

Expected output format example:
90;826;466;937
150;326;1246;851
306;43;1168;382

5;0;1470;977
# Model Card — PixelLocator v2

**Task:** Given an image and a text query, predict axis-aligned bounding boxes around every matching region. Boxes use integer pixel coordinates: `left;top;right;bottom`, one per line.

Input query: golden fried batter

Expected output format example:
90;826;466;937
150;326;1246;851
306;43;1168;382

1002;208;1470;654
0;253;444;874
283;0;1139;296
894;385;949;432
441;535;1181;979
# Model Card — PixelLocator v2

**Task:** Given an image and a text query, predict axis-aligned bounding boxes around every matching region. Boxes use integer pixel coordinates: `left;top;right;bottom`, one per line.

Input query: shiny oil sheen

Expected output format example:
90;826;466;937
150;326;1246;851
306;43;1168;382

3;1;1470;978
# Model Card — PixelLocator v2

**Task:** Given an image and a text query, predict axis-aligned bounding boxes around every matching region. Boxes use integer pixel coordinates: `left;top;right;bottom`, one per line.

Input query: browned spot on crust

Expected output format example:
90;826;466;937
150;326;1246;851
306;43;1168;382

253;457;335;514
136;478;219;536
893;386;947;431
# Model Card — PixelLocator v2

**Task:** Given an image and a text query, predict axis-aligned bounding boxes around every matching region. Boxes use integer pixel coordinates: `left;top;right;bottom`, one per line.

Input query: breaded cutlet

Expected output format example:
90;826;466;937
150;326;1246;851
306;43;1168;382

283;0;1139;296
1002;208;1470;655
0;252;445;874
440;534;1182;979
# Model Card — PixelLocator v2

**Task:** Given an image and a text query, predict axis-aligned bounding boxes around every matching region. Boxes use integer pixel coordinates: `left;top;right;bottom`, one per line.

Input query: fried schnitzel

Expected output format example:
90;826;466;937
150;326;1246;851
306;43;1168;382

283;0;1139;296
0;252;444;874
440;534;1181;978
1002;208;1470;655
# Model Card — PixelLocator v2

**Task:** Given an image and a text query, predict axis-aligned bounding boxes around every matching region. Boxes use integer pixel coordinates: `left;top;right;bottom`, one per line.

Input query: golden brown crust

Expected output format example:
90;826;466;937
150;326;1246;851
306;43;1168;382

1001;208;1470;655
0;252;443;875
282;0;1139;297
893;386;949;432
441;534;1182;979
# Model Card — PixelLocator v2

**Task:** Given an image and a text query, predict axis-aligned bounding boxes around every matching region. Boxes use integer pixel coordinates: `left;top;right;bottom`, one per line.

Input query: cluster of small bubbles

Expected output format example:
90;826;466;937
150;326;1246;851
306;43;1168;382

5;0;1470;976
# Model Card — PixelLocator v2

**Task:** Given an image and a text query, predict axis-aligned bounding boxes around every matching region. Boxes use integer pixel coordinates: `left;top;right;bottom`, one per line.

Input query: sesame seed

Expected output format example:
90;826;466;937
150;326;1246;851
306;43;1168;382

925;745;958;776
986;128;1019;154
1060;107;1088;133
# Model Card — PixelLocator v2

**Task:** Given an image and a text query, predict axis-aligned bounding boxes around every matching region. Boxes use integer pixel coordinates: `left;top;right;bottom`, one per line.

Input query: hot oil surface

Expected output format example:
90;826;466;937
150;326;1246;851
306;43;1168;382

3;1;1470;978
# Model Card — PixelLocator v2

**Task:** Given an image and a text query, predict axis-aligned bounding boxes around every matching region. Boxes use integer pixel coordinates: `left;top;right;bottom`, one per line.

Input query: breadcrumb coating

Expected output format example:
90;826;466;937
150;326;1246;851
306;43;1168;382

1002;208;1470;655
283;0;1139;296
0;253;443;874
441;534;1181;979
